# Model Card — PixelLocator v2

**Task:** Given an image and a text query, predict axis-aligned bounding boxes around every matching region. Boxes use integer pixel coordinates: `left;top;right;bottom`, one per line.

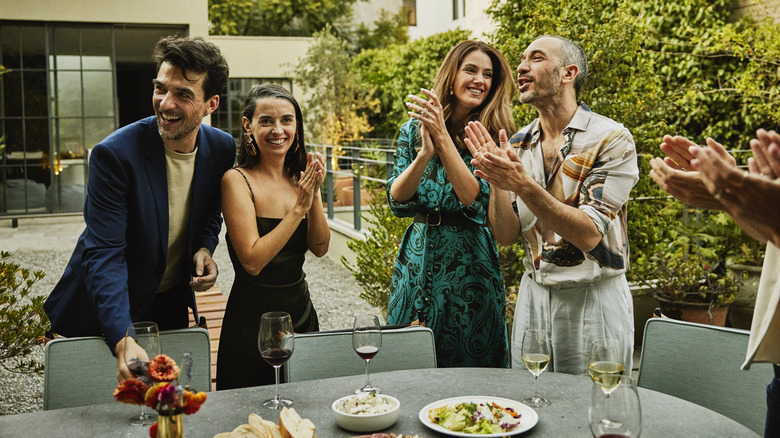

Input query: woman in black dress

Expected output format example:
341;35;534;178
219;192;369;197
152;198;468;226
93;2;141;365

217;84;330;389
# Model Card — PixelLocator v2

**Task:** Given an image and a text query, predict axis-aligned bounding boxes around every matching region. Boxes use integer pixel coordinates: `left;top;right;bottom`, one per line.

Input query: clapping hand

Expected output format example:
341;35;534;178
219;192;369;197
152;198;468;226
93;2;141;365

691;129;780;246
297;152;323;212
464;120;526;191
650;135;734;210
406;88;448;151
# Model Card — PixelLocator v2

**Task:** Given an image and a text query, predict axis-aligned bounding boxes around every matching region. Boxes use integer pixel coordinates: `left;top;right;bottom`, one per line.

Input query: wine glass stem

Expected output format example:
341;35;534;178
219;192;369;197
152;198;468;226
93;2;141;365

364;359;371;387
273;365;281;402
533;374;540;398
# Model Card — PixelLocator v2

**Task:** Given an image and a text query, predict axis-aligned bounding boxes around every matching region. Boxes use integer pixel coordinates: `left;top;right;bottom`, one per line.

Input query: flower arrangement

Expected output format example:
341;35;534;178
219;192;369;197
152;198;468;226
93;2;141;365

114;353;207;436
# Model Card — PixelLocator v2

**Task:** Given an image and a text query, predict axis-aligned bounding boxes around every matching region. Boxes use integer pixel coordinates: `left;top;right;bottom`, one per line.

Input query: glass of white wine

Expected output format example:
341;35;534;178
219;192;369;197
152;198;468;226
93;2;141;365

589;376;642;437
588;338;625;427
588;339;625;394
521;329;551;407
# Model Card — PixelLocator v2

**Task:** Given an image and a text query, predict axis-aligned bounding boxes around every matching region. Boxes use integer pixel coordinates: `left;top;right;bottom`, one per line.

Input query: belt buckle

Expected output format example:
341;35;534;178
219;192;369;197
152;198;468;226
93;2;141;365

426;213;441;226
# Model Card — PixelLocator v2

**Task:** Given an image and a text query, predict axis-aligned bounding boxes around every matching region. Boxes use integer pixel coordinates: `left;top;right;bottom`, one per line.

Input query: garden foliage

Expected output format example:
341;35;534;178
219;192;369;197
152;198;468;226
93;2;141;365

0;251;47;374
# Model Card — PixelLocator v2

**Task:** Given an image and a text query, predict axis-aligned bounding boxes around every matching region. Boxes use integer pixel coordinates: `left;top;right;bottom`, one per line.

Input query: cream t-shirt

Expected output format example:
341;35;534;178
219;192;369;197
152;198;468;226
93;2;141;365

156;146;197;293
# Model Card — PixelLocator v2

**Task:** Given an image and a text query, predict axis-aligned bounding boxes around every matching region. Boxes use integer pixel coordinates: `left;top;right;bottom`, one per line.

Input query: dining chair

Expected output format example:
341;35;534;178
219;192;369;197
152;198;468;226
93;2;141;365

43;326;212;410
637;317;772;435
284;325;437;382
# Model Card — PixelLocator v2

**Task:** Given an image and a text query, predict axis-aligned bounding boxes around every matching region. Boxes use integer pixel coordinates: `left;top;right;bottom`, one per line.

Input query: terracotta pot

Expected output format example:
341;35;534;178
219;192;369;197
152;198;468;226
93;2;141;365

654;294;731;327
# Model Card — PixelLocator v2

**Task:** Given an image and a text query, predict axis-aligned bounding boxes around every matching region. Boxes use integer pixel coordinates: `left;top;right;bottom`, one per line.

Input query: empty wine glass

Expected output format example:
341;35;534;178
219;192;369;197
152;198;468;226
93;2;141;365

588;339;625;394
521;329;551;407
124;321;161;426
353;315;382;394
258;311;295;409
589;376;642;437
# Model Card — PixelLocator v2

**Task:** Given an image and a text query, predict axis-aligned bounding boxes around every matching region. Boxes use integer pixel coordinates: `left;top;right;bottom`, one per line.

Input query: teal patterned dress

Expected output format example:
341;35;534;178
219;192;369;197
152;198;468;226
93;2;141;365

386;119;509;368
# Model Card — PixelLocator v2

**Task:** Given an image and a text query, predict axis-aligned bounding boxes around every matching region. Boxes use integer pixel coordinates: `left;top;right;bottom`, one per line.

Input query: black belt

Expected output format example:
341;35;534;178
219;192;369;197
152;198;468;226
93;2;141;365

413;211;482;227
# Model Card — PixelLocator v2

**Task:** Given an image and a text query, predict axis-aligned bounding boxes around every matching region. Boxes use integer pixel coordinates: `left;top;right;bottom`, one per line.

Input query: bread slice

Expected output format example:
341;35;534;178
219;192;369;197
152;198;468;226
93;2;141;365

231;423;266;437
262;420;282;438
279;407;315;438
248;413;271;436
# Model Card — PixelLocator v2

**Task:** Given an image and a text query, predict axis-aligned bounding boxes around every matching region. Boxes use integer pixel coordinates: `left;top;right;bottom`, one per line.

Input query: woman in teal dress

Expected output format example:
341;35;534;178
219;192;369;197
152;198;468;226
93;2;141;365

386;40;516;367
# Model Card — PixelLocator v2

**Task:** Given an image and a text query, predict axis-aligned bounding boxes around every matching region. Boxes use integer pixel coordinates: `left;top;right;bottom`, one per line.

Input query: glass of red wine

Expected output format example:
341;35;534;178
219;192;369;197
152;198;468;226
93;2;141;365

123;321;161;426
352;315;382;394
258;311;295;409
589;376;642;438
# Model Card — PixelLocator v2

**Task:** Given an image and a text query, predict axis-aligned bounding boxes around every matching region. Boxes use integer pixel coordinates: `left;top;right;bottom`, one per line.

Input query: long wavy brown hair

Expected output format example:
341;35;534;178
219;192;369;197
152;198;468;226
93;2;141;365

430;40;516;147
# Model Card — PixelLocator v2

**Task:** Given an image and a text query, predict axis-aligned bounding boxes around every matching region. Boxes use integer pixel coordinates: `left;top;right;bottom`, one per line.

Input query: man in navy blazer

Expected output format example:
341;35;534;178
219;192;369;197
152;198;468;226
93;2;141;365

44;35;236;380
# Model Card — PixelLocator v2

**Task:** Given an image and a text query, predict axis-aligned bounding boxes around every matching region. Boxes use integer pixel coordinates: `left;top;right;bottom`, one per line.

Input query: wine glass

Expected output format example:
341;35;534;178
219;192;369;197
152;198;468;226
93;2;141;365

124;321;161;426
353;315;382;394
258;311;295;409
521;329;551;407
589;376;642;437
588;339;625;394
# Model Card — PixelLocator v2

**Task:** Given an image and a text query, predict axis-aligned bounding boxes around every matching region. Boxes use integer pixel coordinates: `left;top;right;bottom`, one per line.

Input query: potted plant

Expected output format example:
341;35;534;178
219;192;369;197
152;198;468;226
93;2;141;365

718;212;766;329
639;204;740;327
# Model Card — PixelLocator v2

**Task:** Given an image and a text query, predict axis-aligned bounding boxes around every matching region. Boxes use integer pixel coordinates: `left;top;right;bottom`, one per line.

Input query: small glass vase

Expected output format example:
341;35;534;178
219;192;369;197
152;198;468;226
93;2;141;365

156;411;183;438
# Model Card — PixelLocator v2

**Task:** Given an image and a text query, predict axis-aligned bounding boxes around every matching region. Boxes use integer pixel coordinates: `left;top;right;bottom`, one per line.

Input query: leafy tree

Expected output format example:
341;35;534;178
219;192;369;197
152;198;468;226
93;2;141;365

293;25;379;145
0;252;47;374
352;29;472;137
353;8;409;52
208;0;358;36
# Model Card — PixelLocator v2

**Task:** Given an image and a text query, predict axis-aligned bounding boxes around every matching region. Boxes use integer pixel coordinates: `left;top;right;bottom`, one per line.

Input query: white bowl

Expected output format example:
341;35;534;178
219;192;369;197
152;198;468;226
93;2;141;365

331;393;401;432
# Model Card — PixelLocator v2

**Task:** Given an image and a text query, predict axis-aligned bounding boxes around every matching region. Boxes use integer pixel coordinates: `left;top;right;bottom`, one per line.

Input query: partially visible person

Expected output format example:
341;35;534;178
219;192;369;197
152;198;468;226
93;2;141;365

467;35;639;375
650;129;780;437
385;40;516;368
43;35;234;382
217;84;329;389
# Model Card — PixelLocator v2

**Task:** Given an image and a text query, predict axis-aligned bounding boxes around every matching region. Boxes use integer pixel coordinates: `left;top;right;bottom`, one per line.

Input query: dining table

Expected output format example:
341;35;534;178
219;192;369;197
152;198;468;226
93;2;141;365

0;367;759;437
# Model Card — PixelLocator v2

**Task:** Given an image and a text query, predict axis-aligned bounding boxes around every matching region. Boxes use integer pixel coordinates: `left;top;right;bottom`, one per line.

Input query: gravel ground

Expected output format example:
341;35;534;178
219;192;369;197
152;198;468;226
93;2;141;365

0;229;380;416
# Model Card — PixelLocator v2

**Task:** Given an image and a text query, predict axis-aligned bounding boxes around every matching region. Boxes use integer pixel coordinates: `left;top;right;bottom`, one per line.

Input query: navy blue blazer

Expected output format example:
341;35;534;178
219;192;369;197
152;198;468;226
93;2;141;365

44;116;236;349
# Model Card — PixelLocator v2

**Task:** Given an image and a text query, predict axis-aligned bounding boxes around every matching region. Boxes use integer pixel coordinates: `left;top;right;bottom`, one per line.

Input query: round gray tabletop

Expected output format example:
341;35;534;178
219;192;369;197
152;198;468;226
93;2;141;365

0;368;759;437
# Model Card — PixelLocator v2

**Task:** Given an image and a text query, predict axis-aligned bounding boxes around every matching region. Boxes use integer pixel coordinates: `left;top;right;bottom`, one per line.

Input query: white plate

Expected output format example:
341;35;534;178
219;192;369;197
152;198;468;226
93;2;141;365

418;396;539;437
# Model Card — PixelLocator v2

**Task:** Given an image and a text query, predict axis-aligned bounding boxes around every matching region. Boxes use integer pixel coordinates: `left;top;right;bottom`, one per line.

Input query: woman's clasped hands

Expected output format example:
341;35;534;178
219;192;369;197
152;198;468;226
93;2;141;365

296;151;324;212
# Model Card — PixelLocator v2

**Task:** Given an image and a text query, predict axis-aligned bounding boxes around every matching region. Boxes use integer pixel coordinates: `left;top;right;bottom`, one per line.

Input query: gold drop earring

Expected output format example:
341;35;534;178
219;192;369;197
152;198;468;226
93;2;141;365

245;131;257;156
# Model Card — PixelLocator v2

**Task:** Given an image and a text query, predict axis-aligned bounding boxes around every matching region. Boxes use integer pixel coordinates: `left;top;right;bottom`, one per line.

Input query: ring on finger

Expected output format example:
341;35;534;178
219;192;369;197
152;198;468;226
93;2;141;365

714;188;724;200
420;109;429;117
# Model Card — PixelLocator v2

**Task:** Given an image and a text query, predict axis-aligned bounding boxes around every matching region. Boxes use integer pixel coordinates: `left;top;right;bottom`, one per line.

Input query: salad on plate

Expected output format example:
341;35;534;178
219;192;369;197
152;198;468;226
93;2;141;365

428;400;522;434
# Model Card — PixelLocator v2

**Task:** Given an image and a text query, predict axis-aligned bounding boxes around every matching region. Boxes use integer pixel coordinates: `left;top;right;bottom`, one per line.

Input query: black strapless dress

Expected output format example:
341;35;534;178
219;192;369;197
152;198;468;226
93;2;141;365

216;217;319;390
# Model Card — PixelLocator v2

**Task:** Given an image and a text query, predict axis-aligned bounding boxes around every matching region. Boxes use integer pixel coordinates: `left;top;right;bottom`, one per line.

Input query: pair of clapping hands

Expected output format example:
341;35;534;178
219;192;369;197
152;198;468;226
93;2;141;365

650;129;780;247
406;88;520;187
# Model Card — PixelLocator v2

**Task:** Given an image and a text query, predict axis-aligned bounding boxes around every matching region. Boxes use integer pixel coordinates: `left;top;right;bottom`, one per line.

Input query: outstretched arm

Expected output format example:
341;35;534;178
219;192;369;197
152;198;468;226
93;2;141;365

691;129;780;246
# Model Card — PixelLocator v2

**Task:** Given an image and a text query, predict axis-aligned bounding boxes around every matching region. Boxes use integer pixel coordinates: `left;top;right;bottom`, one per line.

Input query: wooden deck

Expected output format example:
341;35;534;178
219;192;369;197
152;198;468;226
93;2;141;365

188;287;227;388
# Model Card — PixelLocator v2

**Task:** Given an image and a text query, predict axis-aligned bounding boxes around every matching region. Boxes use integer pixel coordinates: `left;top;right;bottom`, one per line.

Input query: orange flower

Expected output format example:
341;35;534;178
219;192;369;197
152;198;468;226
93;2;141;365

113;378;147;405
148;421;158;438
181;390;208;415
144;382;169;408
148;354;180;382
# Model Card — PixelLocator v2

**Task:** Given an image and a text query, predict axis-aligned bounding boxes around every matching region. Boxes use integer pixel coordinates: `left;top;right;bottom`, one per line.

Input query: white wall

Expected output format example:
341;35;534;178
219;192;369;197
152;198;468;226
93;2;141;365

3;0;209;36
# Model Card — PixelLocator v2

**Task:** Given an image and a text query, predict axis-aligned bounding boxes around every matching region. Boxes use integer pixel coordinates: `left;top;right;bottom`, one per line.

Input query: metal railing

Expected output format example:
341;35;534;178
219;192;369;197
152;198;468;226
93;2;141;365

309;139;396;232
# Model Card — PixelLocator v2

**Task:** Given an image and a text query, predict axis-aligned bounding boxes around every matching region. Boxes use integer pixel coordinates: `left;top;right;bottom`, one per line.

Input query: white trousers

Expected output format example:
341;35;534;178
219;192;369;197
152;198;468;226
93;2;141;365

511;273;634;375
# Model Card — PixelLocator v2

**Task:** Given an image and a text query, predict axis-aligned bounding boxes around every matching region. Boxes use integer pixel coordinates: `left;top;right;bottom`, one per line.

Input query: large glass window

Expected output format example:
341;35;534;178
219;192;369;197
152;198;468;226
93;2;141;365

211;78;293;141
0;22;180;215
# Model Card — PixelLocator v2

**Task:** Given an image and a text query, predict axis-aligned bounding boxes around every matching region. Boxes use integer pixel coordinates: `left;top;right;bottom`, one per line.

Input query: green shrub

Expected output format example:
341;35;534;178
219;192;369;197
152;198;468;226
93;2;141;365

0;251;48;374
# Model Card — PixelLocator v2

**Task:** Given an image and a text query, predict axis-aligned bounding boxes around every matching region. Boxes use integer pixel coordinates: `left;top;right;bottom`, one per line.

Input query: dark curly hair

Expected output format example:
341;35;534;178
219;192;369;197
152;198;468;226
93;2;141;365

153;35;229;100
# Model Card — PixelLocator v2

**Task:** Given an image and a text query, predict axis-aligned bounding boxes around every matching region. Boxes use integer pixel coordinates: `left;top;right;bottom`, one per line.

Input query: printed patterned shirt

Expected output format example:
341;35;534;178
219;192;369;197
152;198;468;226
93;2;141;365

509;103;639;285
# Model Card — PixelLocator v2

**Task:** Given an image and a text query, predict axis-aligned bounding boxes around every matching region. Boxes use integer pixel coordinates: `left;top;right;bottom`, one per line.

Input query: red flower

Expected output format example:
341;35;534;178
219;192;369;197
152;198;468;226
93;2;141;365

181;390;208;415
144;382;169;408
113;378;147;405
149;422;158;438
148;354;180;382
